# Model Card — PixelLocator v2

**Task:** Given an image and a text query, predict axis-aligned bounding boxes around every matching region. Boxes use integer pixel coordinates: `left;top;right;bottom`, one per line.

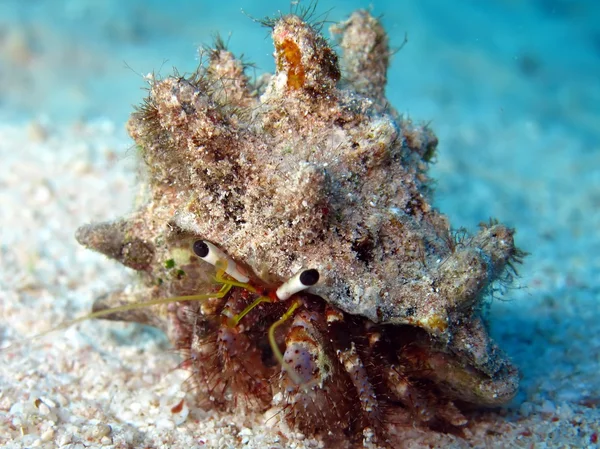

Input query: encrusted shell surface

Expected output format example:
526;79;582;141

77;10;522;402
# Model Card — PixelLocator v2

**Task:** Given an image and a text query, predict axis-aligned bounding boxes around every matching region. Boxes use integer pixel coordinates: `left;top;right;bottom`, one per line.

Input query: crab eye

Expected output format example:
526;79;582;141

192;239;249;283
193;240;210;258
299;269;319;286
276;268;320;301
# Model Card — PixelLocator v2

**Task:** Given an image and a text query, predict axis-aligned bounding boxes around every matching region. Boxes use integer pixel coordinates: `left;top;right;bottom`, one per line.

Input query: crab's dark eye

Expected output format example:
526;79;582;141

299;269;319;286
193;240;210;258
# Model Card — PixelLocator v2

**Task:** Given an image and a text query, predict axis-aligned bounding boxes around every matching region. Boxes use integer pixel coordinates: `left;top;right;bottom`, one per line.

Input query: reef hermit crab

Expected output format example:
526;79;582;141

75;8;525;447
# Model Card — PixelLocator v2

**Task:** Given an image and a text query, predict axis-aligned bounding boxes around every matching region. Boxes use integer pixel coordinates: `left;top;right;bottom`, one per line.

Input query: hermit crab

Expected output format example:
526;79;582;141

74;9;524;448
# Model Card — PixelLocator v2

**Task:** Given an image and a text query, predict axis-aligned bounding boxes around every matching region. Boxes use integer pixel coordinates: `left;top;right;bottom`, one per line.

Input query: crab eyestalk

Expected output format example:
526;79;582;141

276;268;320;300
192;239;249;283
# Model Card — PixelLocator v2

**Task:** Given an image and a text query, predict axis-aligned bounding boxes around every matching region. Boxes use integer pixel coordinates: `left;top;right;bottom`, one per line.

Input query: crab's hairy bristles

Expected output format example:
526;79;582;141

227;296;272;328
269;299;302;385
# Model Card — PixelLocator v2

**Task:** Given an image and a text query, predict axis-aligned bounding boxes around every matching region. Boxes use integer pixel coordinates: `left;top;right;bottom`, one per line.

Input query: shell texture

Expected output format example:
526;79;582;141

76;9;524;447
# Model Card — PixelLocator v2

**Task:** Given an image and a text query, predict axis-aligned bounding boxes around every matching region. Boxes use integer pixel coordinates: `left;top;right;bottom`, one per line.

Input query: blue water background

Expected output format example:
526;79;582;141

1;0;599;429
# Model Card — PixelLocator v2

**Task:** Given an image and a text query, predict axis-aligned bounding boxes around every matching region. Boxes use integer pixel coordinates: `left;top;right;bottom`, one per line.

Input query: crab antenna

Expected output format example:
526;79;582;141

227;295;272;327
268;299;302;385
276;269;320;300
0;284;233;352
193;240;249;283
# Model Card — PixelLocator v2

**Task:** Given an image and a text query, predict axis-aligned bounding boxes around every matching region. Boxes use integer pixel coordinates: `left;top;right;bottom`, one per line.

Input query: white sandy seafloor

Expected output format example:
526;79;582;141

0;1;599;448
